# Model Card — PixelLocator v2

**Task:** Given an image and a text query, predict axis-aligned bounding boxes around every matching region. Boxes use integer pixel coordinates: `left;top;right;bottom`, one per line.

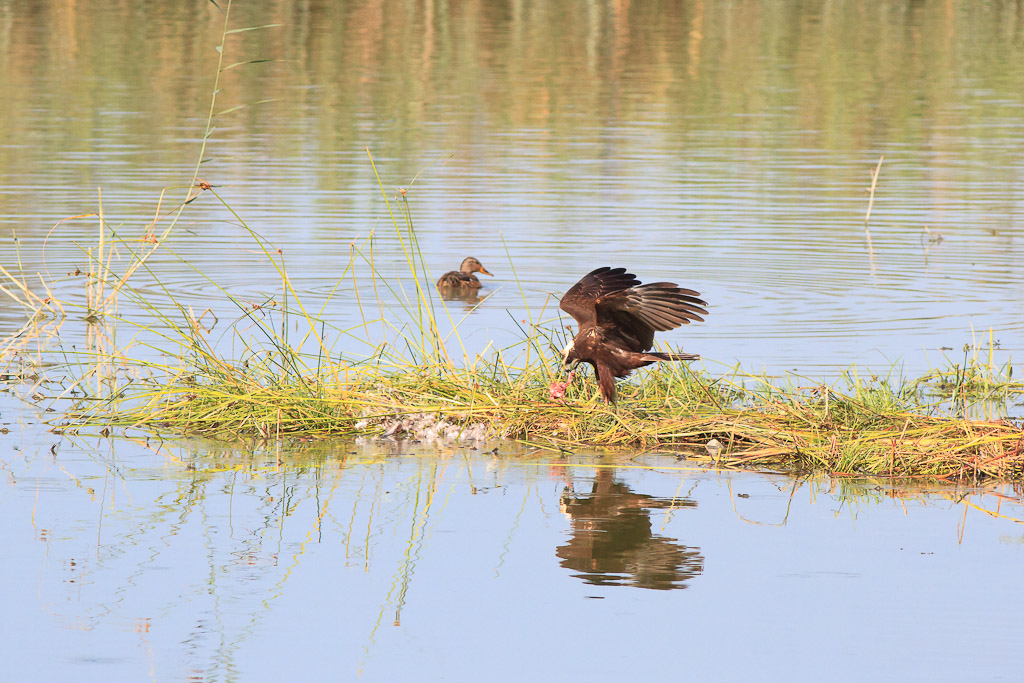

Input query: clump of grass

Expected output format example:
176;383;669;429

1;2;1022;482
4;165;1023;482
3;171;1024;483
5;228;1024;482
46;342;1023;481
908;333;1021;414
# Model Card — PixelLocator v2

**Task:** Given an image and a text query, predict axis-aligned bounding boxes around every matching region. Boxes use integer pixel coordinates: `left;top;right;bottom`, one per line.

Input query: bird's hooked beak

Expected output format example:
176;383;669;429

561;340;579;371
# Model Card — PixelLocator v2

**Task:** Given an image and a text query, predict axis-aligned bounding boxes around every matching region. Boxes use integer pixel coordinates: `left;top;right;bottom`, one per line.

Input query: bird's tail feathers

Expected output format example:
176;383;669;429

645;351;699;362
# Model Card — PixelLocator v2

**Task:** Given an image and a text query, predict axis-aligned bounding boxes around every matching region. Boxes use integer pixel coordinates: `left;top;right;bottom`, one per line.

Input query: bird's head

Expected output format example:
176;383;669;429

460;257;493;276
561;339;580;370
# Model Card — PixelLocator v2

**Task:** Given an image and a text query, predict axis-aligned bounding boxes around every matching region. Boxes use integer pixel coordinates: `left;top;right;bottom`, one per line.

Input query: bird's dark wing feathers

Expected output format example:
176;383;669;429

596;282;708;351
437;271;474;287
559;267;640;327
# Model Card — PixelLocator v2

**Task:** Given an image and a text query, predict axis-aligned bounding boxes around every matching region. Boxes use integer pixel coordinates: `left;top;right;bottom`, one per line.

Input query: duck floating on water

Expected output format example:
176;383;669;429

558;267;707;402
436;257;493;290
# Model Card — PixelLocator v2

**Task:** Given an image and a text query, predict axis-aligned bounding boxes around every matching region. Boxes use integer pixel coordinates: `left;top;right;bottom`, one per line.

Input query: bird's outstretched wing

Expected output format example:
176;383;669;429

559;267;640;328
596;282;707;351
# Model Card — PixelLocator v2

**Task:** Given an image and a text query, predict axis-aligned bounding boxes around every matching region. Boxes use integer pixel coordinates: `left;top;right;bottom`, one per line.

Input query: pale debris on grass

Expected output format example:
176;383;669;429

359;412;489;444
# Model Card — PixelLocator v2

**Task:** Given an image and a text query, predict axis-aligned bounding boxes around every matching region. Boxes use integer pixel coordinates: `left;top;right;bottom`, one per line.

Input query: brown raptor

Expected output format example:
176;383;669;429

558;267;707;402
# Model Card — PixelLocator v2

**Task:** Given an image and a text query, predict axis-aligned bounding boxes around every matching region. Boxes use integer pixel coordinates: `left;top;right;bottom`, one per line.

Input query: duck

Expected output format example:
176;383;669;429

436;257;493;290
559;267;707;402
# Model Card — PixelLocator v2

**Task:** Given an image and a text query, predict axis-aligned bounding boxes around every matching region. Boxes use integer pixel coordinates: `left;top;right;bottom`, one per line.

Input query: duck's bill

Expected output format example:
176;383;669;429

480;268;494;276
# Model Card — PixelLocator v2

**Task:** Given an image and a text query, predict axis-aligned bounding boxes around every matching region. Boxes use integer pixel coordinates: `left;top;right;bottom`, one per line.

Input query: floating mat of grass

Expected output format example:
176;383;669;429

3;170;1022;481
0;27;1020;481
3;169;1023;481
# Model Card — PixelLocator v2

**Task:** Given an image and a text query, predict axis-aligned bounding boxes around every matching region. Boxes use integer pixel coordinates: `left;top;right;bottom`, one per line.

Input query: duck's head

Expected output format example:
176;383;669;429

460;257;493;276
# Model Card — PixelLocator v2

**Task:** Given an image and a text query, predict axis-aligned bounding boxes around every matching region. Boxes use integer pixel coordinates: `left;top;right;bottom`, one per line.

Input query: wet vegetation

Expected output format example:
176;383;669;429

6;5;1024;682
2;0;1023;482
2;170;1022;482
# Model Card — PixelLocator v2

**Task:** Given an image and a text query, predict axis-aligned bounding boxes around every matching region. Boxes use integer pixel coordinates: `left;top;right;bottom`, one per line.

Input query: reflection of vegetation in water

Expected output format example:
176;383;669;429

5;435;1024;678
10;437;465;678
4;0;1024;205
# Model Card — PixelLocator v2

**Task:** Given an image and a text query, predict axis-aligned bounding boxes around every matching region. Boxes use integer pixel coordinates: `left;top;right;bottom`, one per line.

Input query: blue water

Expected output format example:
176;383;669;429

2;409;1022;681
3;3;1024;680
2;1;1024;378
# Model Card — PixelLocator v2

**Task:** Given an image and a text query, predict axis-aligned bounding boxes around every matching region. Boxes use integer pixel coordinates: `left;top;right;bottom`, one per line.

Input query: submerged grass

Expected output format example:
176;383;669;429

2;1;1023;482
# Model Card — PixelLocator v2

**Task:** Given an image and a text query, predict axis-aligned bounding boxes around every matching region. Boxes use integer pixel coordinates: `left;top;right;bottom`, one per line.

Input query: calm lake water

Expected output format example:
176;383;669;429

3;1;1024;680
2;406;1023;682
2;0;1024;375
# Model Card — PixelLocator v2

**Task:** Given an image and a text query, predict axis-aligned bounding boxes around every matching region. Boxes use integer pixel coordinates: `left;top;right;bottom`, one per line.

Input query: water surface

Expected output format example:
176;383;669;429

1;417;1022;681
2;0;1024;375
2;4;1024;680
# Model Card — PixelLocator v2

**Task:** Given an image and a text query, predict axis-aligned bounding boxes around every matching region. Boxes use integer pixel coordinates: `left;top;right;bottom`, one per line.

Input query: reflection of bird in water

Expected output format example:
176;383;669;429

557;469;704;590
558;267;706;402
436;285;488;312
436;257;493;290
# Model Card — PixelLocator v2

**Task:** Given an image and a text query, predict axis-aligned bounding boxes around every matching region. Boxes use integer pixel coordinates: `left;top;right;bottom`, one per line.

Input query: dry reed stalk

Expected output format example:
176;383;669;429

863;154;884;272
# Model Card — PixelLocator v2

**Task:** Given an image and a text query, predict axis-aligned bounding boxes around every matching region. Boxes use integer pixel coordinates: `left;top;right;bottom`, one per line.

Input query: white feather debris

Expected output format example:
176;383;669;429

359;412;489;444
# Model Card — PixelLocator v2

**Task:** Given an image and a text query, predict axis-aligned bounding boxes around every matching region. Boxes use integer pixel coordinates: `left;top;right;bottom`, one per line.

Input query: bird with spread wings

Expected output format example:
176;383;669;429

558;267;707;402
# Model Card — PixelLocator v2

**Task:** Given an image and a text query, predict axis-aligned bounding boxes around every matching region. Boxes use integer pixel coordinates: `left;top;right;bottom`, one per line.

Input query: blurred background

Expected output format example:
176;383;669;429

2;0;1023;375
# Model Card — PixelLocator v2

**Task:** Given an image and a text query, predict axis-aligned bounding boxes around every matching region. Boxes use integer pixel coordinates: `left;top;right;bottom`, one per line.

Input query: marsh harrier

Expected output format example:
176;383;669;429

559;267;707;402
